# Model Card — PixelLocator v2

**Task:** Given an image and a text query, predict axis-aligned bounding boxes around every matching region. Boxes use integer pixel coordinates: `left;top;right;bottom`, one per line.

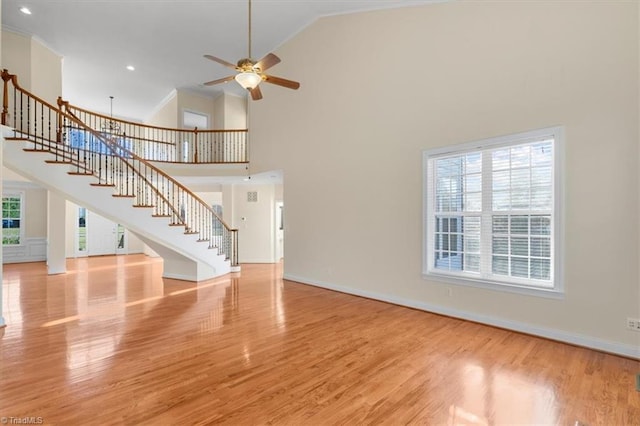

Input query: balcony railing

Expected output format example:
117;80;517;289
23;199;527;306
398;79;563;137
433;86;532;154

59;101;247;164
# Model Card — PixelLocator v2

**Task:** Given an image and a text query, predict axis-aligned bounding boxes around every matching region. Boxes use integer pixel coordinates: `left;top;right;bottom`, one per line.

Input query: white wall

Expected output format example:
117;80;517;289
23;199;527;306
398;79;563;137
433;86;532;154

250;1;640;356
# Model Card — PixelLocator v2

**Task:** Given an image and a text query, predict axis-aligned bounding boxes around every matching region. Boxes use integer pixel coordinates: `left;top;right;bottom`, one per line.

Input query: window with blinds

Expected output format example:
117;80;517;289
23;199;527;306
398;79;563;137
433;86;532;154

423;127;563;294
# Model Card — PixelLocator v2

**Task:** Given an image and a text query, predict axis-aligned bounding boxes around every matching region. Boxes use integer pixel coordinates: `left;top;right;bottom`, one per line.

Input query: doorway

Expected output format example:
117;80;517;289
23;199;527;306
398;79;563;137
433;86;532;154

76;208;128;257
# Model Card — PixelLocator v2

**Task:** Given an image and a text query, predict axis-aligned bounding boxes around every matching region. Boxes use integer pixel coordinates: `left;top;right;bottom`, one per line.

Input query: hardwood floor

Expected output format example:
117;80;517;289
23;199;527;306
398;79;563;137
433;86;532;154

0;255;638;425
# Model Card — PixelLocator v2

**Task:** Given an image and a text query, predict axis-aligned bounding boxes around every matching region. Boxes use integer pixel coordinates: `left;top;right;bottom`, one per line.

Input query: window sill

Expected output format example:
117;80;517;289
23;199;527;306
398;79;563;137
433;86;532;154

423;271;564;300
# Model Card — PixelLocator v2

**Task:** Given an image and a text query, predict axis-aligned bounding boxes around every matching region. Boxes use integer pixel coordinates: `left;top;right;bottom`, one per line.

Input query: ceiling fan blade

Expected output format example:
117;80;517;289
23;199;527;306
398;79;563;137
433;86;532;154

250;86;263;101
255;53;281;72
203;54;237;69
203;75;235;86
263;75;300;90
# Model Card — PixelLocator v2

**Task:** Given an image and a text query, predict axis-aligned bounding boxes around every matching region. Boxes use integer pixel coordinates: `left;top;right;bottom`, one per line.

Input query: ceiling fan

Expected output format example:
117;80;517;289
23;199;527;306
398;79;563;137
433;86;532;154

203;0;300;101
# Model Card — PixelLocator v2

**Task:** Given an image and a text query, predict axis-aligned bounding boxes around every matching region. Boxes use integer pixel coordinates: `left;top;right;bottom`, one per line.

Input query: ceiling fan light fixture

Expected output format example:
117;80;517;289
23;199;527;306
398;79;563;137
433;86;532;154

235;71;262;90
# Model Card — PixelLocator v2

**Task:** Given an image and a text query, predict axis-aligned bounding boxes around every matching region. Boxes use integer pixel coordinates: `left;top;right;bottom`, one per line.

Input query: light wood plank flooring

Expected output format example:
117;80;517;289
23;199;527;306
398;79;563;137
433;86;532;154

0;255;638;425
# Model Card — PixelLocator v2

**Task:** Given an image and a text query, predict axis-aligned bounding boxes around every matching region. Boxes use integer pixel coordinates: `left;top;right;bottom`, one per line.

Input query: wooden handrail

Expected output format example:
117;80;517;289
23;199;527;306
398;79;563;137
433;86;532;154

2;70;61;118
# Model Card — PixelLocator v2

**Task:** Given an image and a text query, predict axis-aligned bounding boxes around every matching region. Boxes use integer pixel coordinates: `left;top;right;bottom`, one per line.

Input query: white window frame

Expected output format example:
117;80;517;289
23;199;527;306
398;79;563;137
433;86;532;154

2;191;25;246
423;126;564;298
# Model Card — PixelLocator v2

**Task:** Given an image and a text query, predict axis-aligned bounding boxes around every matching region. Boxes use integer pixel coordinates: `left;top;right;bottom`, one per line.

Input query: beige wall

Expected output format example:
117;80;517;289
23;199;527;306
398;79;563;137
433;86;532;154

250;1;640;354
213;94;225;130
25;188;46;238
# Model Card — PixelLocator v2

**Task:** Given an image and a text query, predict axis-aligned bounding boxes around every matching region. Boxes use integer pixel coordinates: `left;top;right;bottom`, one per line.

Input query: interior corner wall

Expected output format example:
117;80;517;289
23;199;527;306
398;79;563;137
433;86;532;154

0;31;62;104
146;92;178;128
212;93;247;130
213;94;226;130
30;38;62;106
2;30;31;89
250;1;640;356
224;94;247;129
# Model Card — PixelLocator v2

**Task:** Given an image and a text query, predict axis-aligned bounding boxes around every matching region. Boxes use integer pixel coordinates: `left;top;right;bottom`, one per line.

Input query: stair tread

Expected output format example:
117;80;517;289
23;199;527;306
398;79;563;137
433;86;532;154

90;183;116;187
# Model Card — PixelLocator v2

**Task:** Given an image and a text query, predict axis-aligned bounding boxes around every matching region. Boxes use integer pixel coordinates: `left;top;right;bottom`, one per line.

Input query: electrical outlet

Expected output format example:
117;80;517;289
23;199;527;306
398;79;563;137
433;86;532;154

626;317;640;331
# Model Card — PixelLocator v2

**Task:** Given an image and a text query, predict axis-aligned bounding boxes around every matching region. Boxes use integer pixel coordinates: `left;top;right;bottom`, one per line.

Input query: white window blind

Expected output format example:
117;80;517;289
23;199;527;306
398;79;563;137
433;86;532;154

424;127;563;294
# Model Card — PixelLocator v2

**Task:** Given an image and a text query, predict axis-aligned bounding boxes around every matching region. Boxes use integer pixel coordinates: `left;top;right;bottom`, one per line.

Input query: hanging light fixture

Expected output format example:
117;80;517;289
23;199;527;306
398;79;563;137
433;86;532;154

234;71;262;90
101;96;122;135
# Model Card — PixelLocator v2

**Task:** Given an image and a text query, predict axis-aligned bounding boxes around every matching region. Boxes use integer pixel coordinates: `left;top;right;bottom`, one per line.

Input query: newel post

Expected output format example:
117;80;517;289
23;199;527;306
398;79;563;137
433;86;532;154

1;69;13;126
56;97;65;143
193;127;199;163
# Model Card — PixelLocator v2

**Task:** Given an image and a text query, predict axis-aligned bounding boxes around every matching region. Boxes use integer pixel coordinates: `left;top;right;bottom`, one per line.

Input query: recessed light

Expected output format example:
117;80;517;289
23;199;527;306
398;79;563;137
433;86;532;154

20;7;32;15
126;65;135;71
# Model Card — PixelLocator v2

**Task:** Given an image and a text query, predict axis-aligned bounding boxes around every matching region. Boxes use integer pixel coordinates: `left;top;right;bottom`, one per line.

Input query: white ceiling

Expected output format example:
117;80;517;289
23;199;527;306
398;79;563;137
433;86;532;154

2;0;441;122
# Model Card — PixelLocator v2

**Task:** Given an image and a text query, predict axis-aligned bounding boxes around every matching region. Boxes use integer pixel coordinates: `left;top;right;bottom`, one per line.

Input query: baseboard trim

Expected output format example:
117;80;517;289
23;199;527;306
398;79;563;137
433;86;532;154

284;273;640;360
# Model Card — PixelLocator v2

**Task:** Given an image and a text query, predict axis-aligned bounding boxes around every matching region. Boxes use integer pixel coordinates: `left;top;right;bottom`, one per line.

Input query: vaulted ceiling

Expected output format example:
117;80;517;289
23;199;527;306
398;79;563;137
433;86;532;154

2;0;440;121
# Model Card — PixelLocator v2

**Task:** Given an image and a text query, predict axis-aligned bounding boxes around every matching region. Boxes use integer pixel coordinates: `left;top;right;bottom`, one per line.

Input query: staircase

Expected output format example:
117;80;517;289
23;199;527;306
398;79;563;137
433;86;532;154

1;70;239;281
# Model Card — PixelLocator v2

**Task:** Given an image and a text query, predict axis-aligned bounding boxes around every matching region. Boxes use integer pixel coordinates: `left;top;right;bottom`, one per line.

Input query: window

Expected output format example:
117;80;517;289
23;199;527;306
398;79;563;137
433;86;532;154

424;127;563;295
67;127;132;157
2;193;23;245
